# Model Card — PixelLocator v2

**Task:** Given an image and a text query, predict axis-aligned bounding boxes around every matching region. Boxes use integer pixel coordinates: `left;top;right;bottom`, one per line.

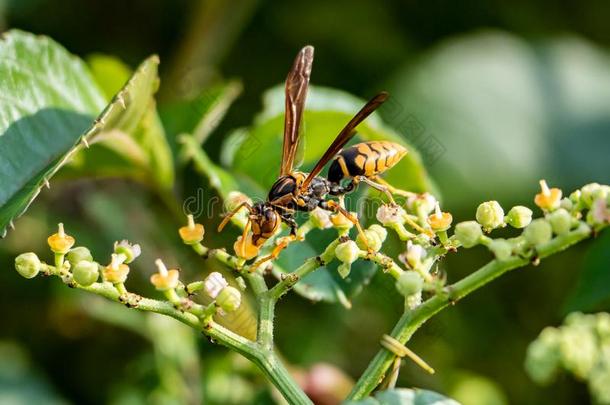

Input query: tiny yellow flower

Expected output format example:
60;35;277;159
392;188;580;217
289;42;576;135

178;214;205;245
103;253;130;284
150;259;180;291
534;180;562;211
47;223;75;254
427;203;453;231
330;211;357;229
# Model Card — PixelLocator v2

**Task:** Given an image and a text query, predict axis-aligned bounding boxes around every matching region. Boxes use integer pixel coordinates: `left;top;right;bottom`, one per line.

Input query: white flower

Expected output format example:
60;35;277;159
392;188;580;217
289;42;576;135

376;204;406;225
204;272;228;298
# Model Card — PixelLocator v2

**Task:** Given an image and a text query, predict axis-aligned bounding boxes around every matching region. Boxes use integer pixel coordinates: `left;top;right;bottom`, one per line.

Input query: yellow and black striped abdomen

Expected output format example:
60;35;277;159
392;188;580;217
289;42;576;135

327;141;407;183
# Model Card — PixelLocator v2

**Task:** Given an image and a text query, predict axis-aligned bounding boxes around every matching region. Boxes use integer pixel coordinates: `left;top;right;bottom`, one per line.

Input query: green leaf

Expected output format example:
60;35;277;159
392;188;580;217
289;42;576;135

62;54;174;190
180;133;239;200
161;80;242;144
387;32;610;208
343;388;460;405
0;30;107;236
221;85;436;303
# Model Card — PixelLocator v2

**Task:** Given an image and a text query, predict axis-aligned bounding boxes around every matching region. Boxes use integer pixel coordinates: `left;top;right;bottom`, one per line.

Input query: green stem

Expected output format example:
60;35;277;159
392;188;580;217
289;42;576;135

269;238;340;301
347;223;594;400
257;293;275;350
252;351;313;405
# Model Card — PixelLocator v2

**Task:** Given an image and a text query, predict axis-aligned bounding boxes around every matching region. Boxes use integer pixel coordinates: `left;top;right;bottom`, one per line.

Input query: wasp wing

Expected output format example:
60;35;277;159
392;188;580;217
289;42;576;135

299;92;388;191
280;45;314;176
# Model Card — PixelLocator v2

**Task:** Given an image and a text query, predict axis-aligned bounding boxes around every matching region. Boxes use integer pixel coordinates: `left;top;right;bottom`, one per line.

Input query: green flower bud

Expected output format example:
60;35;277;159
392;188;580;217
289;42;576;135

66;247;93;267
454;221;483;248
337;262;351;279
559;198;573;212
580;183;603;207
368;224;388;242
14;252;41;279
559;320;598;379
72;260;99;286
216;286;241;312
505;206;533;229
476;201;505;231
569;190;582;205
523;219;553;246
525;327;562;385
547;208;572;235
489;239;512;261
396;271;424;297
335;240;360;264
356;230;382;252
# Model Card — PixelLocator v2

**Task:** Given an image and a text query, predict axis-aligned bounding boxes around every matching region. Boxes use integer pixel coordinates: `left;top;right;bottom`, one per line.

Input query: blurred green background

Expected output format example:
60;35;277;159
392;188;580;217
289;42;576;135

1;0;610;404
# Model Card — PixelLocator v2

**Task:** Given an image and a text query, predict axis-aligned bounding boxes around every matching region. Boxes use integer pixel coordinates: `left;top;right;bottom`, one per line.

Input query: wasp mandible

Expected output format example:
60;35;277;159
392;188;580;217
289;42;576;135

219;45;418;267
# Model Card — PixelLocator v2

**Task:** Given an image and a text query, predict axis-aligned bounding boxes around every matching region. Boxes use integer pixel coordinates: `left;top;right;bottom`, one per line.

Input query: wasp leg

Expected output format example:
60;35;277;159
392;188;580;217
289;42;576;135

217;201;252;232
358;176;398;205
250;234;296;271
321;200;371;251
372;176;418;199
358;177;433;237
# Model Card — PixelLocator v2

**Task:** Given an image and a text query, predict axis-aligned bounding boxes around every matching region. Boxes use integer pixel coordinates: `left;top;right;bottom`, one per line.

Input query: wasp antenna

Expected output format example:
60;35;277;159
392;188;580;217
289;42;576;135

217;201;250;232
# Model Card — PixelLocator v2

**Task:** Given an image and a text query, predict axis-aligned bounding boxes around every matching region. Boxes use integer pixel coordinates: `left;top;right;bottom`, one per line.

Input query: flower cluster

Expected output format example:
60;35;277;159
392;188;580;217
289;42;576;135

525;312;610;404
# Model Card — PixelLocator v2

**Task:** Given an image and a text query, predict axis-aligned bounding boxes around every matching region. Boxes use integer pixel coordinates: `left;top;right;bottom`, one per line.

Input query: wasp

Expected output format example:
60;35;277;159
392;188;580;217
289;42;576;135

219;45;416;267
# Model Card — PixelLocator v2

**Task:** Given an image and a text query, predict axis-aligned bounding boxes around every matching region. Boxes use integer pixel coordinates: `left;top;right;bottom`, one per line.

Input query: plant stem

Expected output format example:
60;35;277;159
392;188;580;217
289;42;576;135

347;223;594;400
252;351;313;405
257;293;275;351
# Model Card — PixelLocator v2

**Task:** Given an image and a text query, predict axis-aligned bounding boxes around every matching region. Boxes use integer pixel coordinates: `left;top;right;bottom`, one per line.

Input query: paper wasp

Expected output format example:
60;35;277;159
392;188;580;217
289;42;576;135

219;45;416;267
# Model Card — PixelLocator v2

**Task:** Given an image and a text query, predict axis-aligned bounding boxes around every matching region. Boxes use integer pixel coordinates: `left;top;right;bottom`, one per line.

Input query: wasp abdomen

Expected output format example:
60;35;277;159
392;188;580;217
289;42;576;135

327;141;407;183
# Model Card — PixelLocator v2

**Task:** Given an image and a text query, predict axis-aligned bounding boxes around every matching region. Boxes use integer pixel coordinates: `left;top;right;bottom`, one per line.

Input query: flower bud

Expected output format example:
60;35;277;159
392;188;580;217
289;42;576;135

103;254;130;284
150;259;180;291
14;252;41;279
66;247;93;267
310;208;332;229
233;234;259;260
404;241;425;268
534;180;562;211
523;219;552;246
489;239;512;261
72;260;99;286
337;262;351;278
330;211;356;230
47;223;75;254
525;327;562;385
580;183;603;207
407;193;437;215
396;271;424;297
588;198;610;226
224;191;251;212
204;272;228;298
559;198;573;212
376;204;406;226
113;240;141;264
179;214;205;245
216;286;241;312
505;206;533;229
335;240;360;264
547;208;572;235
476;201;505;231
368;224;388;242
454;221;483;248
356;230;382;252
